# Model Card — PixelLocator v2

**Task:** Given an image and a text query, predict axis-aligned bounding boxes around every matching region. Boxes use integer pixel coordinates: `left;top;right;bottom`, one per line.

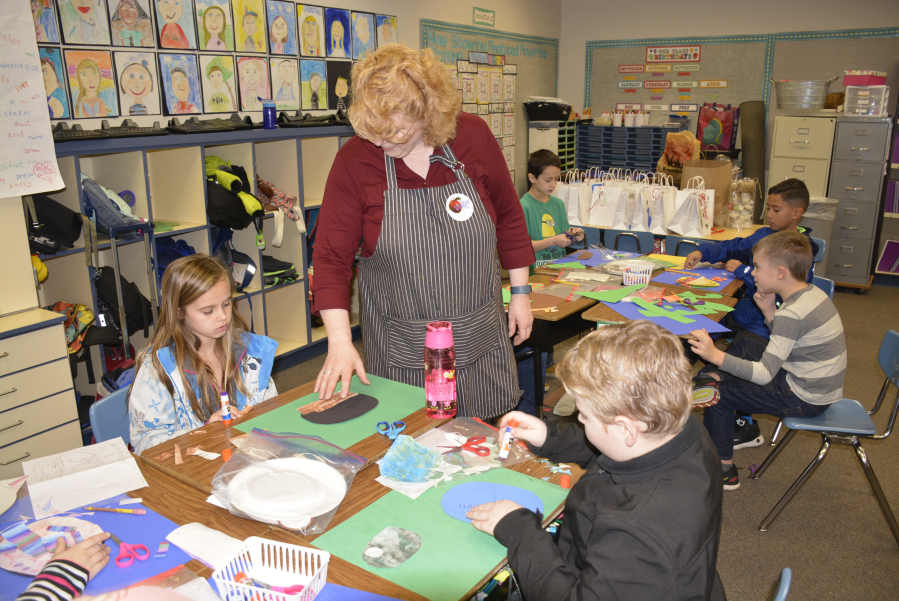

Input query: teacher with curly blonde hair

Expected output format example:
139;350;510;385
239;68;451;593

312;44;535;418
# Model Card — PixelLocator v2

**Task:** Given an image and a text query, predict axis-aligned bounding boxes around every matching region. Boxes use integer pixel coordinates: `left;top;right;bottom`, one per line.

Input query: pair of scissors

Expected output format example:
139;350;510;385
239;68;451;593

376;421;406;440
438;436;491;457
109;533;150;568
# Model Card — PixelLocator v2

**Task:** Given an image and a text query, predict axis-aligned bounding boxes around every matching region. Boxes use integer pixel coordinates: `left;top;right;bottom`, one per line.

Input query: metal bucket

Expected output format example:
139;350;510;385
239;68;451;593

769;77;838;110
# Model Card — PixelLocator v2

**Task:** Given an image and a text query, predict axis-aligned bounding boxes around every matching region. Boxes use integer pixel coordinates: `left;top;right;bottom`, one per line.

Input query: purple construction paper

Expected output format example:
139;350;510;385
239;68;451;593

441;482;544;523
600;301;732;336
549;250;641;267
0;495;191;598
651;267;735;292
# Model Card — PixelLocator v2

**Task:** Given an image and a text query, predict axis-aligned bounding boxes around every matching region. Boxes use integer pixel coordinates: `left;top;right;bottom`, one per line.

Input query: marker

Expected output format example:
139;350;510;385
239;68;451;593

83;507;146;515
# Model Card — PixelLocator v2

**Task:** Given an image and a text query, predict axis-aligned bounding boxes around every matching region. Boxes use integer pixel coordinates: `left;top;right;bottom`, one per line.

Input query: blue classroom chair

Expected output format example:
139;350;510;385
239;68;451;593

665;235;713;257
89;387;131;446
602;229;654;254
810;236;826;274
752;330;899;547
770;568;792;601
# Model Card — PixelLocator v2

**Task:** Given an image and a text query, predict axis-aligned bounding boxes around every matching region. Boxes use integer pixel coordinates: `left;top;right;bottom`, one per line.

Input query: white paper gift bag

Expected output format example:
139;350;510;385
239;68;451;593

645;187;668;234
588;181;621;227
575;178;592;226
668;177;714;237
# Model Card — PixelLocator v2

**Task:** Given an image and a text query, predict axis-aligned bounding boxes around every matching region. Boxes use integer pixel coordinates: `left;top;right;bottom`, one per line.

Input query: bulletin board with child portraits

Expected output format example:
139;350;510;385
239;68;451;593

584;34;770;134
32;0;398;128
421;19;559;194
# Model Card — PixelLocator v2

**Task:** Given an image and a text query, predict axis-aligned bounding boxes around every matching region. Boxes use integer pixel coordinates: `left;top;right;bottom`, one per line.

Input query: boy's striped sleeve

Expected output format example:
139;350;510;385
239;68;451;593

16;560;89;601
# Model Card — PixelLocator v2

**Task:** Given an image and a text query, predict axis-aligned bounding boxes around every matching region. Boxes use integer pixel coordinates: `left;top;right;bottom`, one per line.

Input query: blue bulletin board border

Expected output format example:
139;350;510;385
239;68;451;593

584;34;771;111
420;19;560;95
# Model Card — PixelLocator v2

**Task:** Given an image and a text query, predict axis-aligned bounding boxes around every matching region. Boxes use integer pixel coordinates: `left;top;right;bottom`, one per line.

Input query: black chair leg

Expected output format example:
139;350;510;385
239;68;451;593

752;428;798;480
759;433;831;532
853;441;899;547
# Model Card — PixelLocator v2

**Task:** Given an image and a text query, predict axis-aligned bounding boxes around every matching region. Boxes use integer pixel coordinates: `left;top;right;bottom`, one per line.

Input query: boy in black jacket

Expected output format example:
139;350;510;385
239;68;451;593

468;321;726;601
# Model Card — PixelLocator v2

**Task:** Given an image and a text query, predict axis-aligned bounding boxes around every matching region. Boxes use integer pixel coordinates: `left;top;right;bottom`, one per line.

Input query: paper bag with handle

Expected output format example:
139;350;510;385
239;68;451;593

668;176;713;237
681;158;732;227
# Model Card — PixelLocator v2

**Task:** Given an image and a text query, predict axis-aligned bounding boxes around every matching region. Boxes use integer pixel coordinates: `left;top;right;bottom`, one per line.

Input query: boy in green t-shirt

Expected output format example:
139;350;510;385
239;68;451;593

520;150;584;273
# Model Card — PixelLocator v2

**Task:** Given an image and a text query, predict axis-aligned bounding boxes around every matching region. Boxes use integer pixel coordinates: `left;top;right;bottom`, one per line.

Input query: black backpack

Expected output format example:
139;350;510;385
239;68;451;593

207;176;254;230
24;194;83;255
93;267;154;338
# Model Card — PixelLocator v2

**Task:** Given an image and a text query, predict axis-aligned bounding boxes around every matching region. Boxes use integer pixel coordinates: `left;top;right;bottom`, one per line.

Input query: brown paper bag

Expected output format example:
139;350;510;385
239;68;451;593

656;130;701;185
681;159;733;227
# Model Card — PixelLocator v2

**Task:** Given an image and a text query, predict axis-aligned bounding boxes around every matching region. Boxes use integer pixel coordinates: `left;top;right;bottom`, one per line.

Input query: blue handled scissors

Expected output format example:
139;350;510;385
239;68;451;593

109;533;150;569
376;421;406;440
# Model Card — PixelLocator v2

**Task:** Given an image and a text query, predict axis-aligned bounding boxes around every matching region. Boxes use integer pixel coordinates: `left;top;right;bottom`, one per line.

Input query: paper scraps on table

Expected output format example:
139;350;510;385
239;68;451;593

173;444;184;465
189;430;207;435
378;435;443;484
678;291;723;301
298;392;359;414
155;542;170;558
677;276;718;287
362;527;422;569
230;434;248;448
156;452;173;462
212;434;225;438
559;270;611;283
541;476;550;481
646;253;686;267
578;284;647;303
119;498;142;505
185;446;220;460
546;261;587;270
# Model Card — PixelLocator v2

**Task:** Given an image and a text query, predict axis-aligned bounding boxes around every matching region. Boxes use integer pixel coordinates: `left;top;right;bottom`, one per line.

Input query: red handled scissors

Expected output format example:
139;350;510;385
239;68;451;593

109;533;150;568
438;436;491;457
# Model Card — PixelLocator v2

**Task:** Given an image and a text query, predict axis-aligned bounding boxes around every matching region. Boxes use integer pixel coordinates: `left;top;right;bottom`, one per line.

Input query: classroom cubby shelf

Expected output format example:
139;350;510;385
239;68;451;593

33;125;357;395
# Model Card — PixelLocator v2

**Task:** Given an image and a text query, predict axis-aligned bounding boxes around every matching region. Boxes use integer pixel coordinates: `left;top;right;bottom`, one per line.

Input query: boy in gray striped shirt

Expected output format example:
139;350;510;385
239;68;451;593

688;231;847;490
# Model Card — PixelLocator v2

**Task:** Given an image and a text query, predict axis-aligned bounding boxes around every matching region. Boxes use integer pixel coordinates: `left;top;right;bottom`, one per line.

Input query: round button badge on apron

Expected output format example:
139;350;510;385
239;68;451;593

445;193;474;221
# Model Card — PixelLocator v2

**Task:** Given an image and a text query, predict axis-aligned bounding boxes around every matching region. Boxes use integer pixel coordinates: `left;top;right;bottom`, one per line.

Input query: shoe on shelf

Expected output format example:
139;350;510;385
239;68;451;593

722;463;740;490
734;416;764;449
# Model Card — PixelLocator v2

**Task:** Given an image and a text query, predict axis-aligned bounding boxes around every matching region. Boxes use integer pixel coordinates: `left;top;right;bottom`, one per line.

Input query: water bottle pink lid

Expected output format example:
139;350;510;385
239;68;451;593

425;321;454;349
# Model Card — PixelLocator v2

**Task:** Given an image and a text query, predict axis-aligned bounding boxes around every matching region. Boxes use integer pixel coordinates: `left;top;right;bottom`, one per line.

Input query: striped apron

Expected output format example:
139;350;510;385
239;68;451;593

357;144;520;418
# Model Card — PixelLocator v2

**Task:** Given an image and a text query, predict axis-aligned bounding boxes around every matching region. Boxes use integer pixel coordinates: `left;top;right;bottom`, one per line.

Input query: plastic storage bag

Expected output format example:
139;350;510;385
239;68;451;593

211;429;365;535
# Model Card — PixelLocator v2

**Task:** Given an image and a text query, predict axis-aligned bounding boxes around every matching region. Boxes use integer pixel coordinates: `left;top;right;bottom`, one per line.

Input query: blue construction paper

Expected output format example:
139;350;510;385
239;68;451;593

600;301;731;336
0;495;191;598
440;482;544;523
206;578;403;601
651;267;735;292
549;250;641;268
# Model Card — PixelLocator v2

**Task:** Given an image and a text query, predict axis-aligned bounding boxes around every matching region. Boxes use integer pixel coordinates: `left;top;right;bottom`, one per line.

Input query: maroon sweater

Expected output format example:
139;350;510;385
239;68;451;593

312;112;535;312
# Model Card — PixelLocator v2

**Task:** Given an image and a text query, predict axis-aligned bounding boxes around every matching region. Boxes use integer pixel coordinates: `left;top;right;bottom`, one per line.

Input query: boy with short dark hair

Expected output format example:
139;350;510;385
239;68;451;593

520;149;584;273
690;231;847;490
468;321;726;600
684;178;819;340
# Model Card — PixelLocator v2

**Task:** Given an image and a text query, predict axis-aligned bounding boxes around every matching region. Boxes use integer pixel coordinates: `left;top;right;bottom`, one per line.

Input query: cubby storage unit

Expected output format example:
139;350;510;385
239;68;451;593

576;124;681;172
528;121;576;171
29;125;356;396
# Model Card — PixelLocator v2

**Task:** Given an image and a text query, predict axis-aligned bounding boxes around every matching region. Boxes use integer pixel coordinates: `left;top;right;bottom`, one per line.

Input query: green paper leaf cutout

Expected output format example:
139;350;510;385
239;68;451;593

633;298;697;324
547;262;587;270
578;284;647;303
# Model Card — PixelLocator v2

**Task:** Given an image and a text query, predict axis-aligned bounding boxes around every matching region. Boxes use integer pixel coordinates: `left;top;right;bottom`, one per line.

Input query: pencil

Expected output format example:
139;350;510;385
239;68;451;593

83;507;147;515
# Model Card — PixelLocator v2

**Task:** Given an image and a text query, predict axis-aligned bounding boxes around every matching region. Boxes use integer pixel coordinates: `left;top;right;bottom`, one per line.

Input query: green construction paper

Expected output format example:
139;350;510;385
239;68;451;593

546;262;586;270
689;301;735;314
152;221;180;232
633;298;697;324
578;284;647;303
678;291;724;302
235;375;425;449
502;288;511;304
314;468;569;601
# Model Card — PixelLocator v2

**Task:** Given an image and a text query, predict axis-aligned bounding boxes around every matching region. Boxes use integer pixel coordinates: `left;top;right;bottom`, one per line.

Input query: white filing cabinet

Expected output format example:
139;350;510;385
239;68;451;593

0;196;80;478
769;116;837;197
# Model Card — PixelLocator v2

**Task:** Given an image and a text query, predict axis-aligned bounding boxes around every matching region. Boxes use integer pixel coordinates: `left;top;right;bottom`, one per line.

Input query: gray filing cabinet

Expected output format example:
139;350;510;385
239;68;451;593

769;116;837;197
826;116;893;286
528;120;576;171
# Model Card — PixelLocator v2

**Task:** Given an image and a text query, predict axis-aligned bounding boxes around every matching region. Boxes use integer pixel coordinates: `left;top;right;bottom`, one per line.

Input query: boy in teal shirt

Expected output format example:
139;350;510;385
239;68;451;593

520;149;584;273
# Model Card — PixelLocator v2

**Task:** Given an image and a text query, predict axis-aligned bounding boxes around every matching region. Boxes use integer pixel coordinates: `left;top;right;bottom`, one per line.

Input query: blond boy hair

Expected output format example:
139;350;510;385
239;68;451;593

753;231;813;282
556;321;692;435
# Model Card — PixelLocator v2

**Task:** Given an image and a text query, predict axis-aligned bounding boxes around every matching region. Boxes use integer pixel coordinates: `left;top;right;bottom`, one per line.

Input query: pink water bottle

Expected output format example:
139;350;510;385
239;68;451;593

424;321;457;419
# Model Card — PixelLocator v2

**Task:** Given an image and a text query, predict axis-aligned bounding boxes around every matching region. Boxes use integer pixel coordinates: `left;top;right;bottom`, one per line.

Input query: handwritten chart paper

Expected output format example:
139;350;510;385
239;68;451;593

22;439;148;519
0;4;64;198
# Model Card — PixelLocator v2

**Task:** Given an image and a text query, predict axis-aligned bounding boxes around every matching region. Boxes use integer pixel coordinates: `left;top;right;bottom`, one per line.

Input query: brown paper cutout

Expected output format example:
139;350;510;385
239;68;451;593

528;293;562;310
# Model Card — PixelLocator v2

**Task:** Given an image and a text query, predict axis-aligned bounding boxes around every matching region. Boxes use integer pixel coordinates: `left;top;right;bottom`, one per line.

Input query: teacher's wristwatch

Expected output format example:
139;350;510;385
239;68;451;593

510;285;532;295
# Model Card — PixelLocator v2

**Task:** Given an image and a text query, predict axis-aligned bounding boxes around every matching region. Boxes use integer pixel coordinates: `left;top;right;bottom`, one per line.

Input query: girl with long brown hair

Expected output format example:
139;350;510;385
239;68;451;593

128;255;277;454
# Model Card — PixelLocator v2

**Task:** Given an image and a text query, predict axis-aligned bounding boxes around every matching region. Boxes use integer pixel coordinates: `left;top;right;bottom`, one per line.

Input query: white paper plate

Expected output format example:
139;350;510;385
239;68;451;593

227;457;347;524
602;259;658;275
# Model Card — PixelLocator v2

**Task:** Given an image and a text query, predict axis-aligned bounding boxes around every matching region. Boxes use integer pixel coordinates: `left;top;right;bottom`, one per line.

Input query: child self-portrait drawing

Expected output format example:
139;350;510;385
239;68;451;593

129;255;278;455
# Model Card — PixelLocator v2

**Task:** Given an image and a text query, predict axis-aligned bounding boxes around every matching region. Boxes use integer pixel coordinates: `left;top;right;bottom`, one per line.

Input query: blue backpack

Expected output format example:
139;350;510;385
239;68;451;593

154;237;197;280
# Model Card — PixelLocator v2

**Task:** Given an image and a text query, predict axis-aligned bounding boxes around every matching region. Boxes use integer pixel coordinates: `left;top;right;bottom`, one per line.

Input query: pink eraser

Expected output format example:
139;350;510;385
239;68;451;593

134;509;147;514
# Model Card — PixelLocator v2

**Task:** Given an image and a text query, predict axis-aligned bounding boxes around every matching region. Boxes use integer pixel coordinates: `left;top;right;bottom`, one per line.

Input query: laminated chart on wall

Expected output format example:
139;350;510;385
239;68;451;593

0;2;65;197
236;375;425;449
314;468;568;601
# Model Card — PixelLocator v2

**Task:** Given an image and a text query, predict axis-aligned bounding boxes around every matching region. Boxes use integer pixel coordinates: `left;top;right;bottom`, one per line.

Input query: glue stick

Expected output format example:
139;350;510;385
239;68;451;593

220;391;232;426
498;420;518;460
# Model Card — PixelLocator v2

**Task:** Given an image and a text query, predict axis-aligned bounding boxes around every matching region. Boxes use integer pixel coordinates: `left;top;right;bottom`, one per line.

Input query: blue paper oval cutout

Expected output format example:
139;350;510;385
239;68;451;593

440;482;544;523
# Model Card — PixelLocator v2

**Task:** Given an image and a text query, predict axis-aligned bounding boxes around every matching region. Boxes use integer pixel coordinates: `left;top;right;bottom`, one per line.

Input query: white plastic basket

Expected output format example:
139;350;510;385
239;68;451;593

212;537;329;601
622;262;652;286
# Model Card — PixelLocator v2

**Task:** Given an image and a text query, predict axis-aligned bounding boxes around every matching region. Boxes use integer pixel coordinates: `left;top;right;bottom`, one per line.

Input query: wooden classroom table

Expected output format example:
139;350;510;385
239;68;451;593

129;400;585;600
139;381;449;494
581;294;738;336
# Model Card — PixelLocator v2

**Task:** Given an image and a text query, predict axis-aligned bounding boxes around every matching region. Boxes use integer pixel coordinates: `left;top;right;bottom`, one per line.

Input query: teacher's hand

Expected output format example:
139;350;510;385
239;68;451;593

507;295;533;345
315;339;370;400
